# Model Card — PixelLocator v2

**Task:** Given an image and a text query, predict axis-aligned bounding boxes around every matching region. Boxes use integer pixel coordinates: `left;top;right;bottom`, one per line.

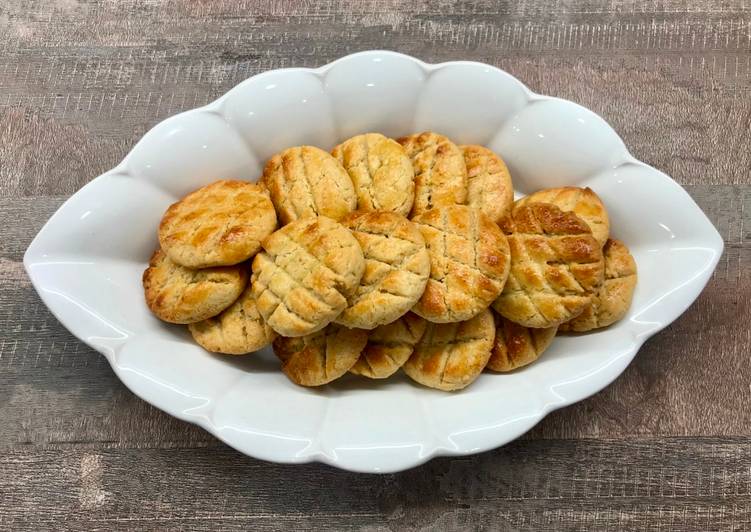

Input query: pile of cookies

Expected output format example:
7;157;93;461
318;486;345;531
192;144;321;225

143;132;637;391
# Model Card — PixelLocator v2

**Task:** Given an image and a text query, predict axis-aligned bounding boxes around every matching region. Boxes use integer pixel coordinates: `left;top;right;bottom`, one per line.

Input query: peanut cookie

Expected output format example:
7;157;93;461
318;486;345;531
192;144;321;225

143;249;247;324
251;216;365;337
350;313;427;379
559;238;637;332
188;284;276;355
332;133;415;216
158;180;277;268
516;186;610;246
403;309;495;391
263;145;357;224
273;324;368;387
411;205;511;323
461;145;514;223
492;202;605;328
487;312;557;372
336;211;430;329
397;131;467;216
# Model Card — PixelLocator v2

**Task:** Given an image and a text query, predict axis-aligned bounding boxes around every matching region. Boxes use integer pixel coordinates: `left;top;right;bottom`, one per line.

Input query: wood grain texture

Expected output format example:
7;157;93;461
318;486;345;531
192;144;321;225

1;0;750;530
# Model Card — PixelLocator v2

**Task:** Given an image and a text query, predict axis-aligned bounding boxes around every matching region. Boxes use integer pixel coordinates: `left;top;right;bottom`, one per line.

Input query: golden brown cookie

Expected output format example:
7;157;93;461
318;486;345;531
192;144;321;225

403;309;495;391
487;312;557;372
273;324;368;387
262;145;357;224
516;186;610;246
411;205;511;323
251;216;365;337
461;145;514;223
142;249;247;324
397;131;467;216
158;180;277;268
492;203;605;328
350;313;427;379
188;284;277;355
336;211;430;329
332;133;415;216
559;238;637;332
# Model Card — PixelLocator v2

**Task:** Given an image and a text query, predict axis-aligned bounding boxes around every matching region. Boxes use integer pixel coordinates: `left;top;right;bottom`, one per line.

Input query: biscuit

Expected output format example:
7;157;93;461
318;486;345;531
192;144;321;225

461;145;514;223
492;202;605;328
403;309;495;391
159;180;277;268
487;312;557;372
559;238;637;332
397;132;467;216
411;205;511;323
143;249;247;324
262;145;357;224
273;324;368;386
350;313;427;379
516;186;610;246
332;133;415;216
251;216;365;337
188;284;277;355
336;211;430;329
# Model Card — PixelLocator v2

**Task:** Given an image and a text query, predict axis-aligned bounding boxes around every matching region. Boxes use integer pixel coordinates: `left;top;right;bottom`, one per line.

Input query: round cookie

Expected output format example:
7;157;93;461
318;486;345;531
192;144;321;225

492;202;605;328
411;205;511;323
188;284;277;355
516;186;610;246
332;133;415;216
143;249;247;324
273;324;368;387
262;145;357;224
487;312;557;372
397;131;467;216
560;238;637;332
350;313;427;379
403;309;495;391
159;180;277;268
336;211;430;329
251;216;365;337
461;145;514;223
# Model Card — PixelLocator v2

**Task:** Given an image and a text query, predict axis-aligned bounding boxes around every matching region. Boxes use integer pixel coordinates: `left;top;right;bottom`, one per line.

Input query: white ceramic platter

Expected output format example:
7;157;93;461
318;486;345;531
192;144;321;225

24;51;723;473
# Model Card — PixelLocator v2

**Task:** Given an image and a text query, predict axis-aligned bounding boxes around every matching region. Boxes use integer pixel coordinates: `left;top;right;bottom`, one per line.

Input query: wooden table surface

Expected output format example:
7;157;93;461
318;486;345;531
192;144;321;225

1;1;749;530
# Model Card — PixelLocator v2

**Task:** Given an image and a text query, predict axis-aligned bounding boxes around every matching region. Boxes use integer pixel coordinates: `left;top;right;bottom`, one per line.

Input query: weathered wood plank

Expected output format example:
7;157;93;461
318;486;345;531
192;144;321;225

1;439;751;531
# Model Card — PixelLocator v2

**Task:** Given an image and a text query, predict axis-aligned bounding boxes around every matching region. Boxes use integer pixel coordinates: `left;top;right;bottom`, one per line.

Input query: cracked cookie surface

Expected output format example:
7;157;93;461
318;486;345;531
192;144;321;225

143;249;247;324
350;313;427;379
251;216;365;337
461;144;514;224
159;180;277;268
487;311;557;372
332;133;415;216
263;145;356;224
403;309;495;391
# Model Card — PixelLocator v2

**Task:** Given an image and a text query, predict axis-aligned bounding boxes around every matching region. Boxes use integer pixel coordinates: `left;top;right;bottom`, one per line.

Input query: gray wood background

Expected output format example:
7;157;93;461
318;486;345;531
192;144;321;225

1;1;749;530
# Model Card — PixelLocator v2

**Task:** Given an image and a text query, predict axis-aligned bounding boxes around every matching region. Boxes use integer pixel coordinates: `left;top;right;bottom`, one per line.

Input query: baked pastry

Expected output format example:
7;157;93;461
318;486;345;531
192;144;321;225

158;180;277;268
273;324;368;386
331;133;415;216
492;202;605;328
188;284;276;355
487;312;557;372
411;205;510;323
262;145;357;224
403;309;495;391
350;313;427;379
397;131;467;216
461;145;514;223
559;238;637;332
142;249;247;324
251;216;365;337
336;211;430;329
515;186;610;246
